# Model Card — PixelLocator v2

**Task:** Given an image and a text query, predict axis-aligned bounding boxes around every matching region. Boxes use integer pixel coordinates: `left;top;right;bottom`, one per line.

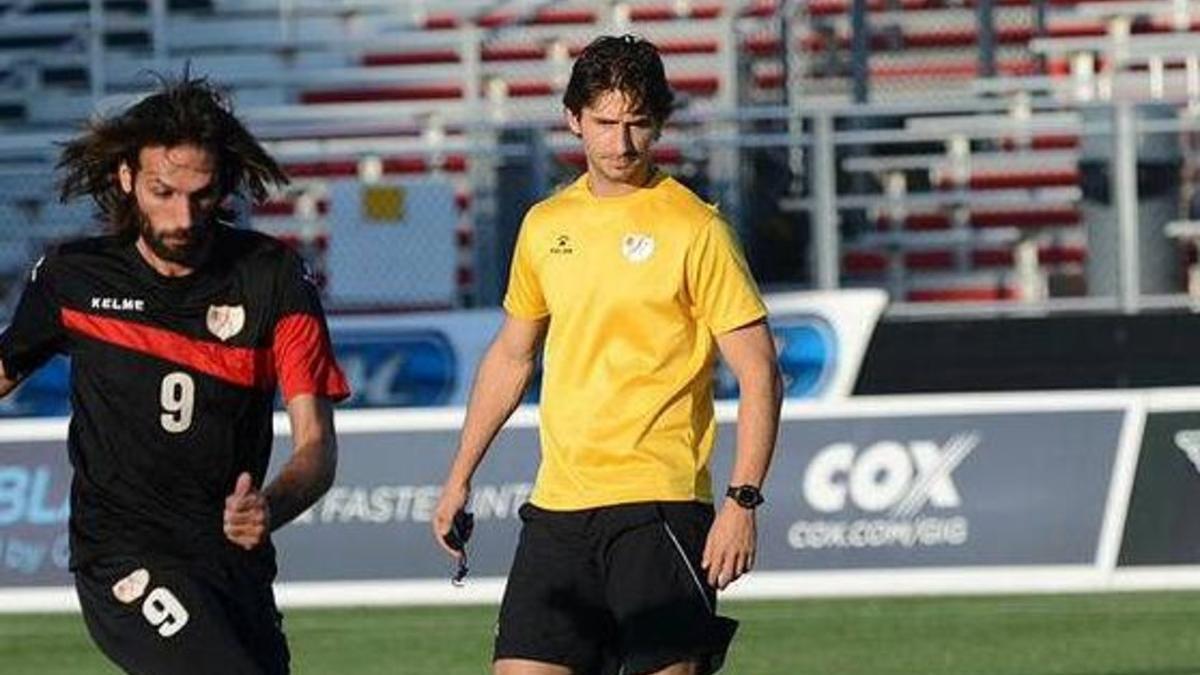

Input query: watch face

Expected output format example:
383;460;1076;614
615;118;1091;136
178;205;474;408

731;485;763;508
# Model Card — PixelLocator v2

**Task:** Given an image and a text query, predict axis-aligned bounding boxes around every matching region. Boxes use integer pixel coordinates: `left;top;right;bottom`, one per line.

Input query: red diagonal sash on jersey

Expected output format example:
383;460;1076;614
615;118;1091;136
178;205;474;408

61;308;274;389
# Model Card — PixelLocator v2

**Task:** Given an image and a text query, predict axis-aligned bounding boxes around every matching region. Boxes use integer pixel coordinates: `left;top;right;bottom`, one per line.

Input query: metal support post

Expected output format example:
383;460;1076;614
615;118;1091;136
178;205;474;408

850;0;869;103
710;13;745;238
1112;101;1141;312
812;113;839;289
151;0;168;72
462;26;500;306
977;0;996;78
784;0;808;194
88;0;106;104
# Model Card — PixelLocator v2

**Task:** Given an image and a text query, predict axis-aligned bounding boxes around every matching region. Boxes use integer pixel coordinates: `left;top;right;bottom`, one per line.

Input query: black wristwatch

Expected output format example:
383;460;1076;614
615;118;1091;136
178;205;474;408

726;484;764;510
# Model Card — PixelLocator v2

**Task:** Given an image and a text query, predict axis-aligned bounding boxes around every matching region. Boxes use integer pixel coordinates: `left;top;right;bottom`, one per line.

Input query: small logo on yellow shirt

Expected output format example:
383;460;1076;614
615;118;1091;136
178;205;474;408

550;234;575;254
622;234;655;263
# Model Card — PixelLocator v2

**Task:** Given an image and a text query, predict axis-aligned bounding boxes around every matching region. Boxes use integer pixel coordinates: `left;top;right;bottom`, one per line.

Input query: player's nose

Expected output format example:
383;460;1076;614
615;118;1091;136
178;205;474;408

620;126;636;155
173;197;199;230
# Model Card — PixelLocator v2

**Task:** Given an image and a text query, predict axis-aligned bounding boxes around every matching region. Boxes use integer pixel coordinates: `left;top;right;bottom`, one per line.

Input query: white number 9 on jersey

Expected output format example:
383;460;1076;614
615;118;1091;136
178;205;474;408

142;587;190;638
160;372;195;433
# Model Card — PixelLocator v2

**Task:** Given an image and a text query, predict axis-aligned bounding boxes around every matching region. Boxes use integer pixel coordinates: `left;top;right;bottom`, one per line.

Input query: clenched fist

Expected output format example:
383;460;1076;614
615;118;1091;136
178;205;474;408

224;472;270;550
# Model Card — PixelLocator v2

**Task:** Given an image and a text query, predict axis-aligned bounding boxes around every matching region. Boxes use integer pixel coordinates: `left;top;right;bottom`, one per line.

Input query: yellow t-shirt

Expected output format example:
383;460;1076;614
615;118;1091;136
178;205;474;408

503;172;767;510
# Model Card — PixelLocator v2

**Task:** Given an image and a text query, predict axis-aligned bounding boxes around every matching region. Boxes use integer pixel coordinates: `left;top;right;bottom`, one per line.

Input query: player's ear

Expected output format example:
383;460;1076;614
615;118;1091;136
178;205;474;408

117;161;135;195
565;107;583;137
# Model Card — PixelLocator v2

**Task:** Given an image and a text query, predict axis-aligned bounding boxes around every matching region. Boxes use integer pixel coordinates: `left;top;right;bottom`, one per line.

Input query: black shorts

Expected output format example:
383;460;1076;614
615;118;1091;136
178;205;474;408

75;555;289;675
494;501;738;675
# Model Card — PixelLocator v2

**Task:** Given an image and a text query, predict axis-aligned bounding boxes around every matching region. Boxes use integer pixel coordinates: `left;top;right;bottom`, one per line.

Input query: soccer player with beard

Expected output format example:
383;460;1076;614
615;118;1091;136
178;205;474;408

0;76;349;674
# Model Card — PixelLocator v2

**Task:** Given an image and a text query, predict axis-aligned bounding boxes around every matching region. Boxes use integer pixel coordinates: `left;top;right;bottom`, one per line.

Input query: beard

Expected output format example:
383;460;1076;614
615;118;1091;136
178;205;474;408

136;209;215;268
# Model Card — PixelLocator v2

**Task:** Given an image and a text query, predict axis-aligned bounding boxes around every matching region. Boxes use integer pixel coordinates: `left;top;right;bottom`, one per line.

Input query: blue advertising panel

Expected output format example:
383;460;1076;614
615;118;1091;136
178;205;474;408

336;330;457;408
0;439;72;585
0;357;71;418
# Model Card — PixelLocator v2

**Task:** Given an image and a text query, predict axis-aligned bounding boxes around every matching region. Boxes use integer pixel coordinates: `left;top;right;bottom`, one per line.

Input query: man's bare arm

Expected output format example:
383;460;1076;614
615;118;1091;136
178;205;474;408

715;320;782;492
265;394;339;530
224;394;338;549
432;314;547;556
702;320;783;589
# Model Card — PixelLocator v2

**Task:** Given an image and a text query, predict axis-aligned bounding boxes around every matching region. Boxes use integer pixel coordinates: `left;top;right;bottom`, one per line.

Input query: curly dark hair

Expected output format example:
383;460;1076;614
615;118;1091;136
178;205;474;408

563;35;675;126
57;73;288;238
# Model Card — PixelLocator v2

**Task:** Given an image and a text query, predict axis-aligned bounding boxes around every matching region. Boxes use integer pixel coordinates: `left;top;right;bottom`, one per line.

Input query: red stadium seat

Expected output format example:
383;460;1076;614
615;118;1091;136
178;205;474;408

744;0;781;18
999;135;1081;151
870;58;1041;80
970;207;1081;228
809;0;1132;16
281;155;468;178
907;286;1016;302
629;2;723;21
905;249;956;270
482;8;597;28
361;49;459;67
972;245;1087;267
935;169;1080;190
842;250;888;274
808;0;941;16
421;13;460;30
417;1;777;29
876;207;1081;231
844;244;1085;274
801;26;1037;52
300;85;463;104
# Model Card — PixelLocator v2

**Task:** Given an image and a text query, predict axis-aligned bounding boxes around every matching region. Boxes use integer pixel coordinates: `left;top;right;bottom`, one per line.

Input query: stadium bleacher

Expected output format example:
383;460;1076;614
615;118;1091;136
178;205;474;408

1;0;1199;310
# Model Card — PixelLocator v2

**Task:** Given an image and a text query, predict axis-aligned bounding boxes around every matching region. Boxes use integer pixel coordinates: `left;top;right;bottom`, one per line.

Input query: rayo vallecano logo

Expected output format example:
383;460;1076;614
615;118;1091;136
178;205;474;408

206;305;246;342
621;233;654;263
788;433;978;551
1173;430;1200;474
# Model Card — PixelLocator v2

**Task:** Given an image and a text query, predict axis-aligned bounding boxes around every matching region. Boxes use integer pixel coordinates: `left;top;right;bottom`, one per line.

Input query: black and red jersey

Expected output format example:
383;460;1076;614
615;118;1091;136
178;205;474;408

0;225;349;573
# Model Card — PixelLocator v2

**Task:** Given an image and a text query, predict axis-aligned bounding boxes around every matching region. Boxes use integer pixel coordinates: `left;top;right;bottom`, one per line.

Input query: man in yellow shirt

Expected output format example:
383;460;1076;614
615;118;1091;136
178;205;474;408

433;35;783;675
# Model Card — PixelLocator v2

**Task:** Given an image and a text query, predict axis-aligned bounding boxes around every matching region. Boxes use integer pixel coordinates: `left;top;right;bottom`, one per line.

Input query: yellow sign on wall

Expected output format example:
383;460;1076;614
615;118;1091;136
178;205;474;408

362;185;406;222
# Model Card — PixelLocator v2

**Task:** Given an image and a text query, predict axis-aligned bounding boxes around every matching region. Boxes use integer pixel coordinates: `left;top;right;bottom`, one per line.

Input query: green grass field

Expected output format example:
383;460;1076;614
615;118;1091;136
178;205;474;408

3;592;1200;674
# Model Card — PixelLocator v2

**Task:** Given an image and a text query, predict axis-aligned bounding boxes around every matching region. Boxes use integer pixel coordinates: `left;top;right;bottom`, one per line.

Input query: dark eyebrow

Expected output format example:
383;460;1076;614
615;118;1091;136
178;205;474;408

590;114;652;125
148;176;217;197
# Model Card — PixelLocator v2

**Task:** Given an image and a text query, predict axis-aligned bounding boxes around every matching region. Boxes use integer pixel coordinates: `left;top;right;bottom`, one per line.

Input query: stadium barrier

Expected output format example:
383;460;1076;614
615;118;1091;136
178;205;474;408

0;290;888;417
3;386;1200;612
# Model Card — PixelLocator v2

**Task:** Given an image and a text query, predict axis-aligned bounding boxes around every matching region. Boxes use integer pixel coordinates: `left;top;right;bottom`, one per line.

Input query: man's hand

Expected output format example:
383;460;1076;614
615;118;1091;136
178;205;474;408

701;504;757;590
224;472;270;550
0;359;19;400
432;482;470;559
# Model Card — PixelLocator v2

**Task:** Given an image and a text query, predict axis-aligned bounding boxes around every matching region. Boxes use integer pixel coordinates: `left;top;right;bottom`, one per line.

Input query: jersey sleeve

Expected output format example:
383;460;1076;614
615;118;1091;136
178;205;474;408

502;214;549;320
272;252;351;403
0;255;66;381
684;214;768;335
